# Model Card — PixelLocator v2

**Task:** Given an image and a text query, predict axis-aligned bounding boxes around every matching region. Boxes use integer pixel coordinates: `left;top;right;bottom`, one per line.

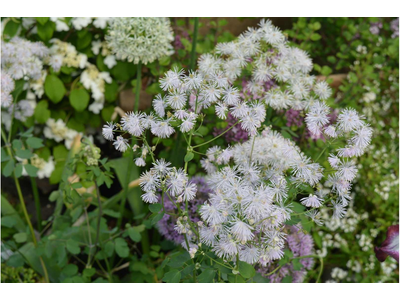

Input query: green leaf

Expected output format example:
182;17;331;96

150;212;165;226
3;19;20;38
292;259;304;271
149;203;162;213
15;149;32;159
115;238;129;258
36;17;49;25
12;139;23;150
69;89;90;111
26;137;44;149
37;22;54;41
321;66;333;76
310;33;321;41
105;80;119;102
13;232;28;243
1;148;9;162
45;74;66;103
238;260;256;279
101;105;114;122
282;275;293;283
83;268;96;278
184;152;194;163
14;164;23;178
162;269;181;283
127;226;142;243
34;100;51;124
197;269;216;283
62;264;78;276
3;160;15;177
1;216;17;228
66;239;80;255
167;251;191;268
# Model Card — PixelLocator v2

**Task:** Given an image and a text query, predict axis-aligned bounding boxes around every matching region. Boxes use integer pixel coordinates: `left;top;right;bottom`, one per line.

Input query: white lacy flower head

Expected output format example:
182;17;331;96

1;37;48;81
44;118;78;149
106;17;174;65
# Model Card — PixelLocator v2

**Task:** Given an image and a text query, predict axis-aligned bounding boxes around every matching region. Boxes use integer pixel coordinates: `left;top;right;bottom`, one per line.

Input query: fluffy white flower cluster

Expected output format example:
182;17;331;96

198;19;326;111
139;159;197;205
1;73;15;107
44;118;78;149
196;128;323;264
106;17;174;65
1;37;48;81
104;19;372;266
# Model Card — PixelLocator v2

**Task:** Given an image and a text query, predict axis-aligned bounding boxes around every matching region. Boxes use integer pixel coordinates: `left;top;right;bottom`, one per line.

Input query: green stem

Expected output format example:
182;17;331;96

135;62;142;112
189;17;199;70
15;172;49;283
316;256;324;283
94;182;103;250
192;120;240;149
30;177;42;232
117;157;132;230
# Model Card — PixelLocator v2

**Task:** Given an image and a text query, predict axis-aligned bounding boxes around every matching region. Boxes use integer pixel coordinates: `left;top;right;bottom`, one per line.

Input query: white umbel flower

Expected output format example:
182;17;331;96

106;18;174;65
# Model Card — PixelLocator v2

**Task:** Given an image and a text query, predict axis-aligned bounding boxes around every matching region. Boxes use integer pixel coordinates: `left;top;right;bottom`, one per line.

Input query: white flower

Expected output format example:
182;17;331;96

182;182;197;201
314;81;332;100
153;94;167;118
139;170;160;192
104;55;117;69
324;125;337;138
102;122;115;141
337;108;364;132
121;112;145;137
141;191;159;203
93;17;111;29
300;194;323;208
152;159;172;175
230;220;254;243
159;68;184;91
337;161;357;181
71;17;92;30
180;118;195;133
135;157;146;167
167;91;186;110
239;246;260;264
215;102;228;119
151;120;175;138
113;136;129;152
106;17;174;65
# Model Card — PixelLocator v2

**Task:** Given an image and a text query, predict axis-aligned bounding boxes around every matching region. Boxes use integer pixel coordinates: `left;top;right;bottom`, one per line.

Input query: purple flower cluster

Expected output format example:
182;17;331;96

370;21;383;35
174;31;190;50
213;112;249;143
285;109;304;128
157;176;212;244
257;226;315;283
